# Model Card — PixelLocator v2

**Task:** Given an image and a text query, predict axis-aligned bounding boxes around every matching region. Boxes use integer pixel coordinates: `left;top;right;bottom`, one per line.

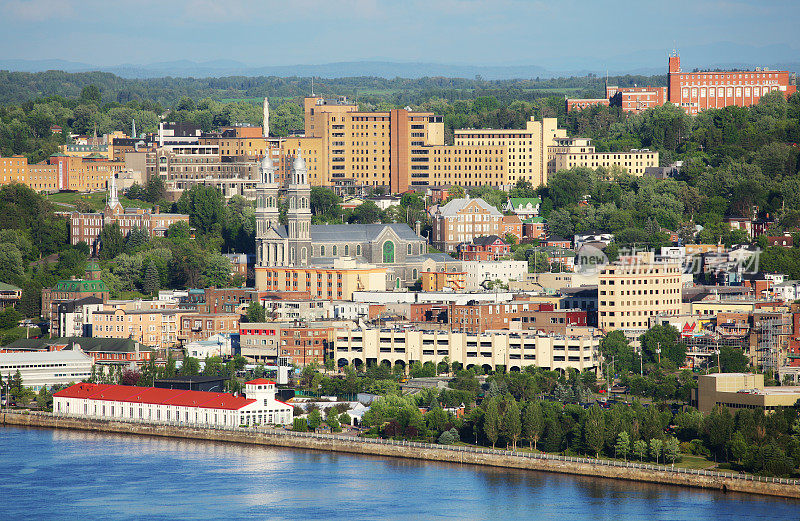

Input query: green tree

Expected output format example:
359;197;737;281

350;201;381;224
633;439;648;461
662;437;680;465
325;407;341;432
99;222;125;260
292;417;308;432
142;261;160;295
501;395;522;450
80;84;102;104
584;405;605;457
615;431;631;460
483;397;501;449
0;243;24;284
308;409;322;432
246;301;266;323
523;400;543;450
649;438;663;464
181;356;200;376
339;412;351;428
728;431;748;465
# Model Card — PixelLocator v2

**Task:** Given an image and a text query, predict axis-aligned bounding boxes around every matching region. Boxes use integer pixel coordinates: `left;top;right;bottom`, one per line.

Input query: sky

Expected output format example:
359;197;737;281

1;0;799;69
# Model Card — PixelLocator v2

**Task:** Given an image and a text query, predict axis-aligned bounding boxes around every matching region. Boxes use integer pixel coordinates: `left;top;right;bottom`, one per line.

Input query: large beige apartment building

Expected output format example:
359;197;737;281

548;137;659;176
333;327;600;373
90;307;186;349
598;251;682;335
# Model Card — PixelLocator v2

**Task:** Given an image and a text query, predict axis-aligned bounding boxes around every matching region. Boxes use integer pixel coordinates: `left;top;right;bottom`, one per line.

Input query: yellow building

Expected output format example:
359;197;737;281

0;155;28;185
0;153;121;193
421;271;466;291
694;373;800;413
302;97;444;192
690;300;756;316
547;137;659;176
255;260;386;301
598;251;682;335
448;117;565;188
90;307;190;349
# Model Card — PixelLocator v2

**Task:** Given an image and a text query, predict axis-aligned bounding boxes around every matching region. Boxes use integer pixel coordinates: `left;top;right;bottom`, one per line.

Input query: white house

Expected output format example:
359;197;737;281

53;378;292;427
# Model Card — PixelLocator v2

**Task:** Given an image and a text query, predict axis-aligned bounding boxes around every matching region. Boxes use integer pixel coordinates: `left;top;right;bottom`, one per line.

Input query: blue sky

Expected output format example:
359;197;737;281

1;0;798;68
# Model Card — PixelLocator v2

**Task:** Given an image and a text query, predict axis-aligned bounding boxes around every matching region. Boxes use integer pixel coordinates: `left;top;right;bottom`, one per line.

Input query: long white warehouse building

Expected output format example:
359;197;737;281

53;378;292;427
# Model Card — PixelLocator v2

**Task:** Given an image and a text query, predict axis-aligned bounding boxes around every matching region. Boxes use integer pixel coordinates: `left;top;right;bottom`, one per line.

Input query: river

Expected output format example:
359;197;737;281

1;426;798;520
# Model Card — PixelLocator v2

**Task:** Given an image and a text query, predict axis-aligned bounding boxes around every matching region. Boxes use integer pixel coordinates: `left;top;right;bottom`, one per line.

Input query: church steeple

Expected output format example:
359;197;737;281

254;149;280;267
108;172;120;210
286;148;312;266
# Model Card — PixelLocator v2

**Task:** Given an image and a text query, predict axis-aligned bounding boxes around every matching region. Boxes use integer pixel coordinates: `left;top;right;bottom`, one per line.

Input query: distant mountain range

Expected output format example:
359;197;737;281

2;42;798;80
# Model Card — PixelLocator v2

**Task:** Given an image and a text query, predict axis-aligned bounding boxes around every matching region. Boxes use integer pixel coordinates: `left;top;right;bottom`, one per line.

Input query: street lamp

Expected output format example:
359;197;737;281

656;342;662;366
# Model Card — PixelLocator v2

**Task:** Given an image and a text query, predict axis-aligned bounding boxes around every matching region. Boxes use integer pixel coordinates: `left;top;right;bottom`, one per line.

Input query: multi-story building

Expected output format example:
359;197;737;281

278;323;334;366
598;251;682;335
457;235;511;261
431;197;504;252
504;197;542;219
301;96;444;192
0;153;122;193
92;307;185;349
239;323;281;363
522;217;547;241
52;296;104;338
694;373;800;414
147;144;261;199
448;300;588;334
461;260;527;290
65;174;189;253
41;261;109;321
0;350;94;391
667;52;796;115
333;327;600;373
4;336;154;367
565;98;610;112
178;313;240;346
547;137;658;176
420;270;467;292
609;85;667;114
258;262;387;301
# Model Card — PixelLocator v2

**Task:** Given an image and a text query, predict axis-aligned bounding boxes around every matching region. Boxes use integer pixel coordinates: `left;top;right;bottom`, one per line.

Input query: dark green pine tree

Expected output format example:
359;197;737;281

143;262;160;295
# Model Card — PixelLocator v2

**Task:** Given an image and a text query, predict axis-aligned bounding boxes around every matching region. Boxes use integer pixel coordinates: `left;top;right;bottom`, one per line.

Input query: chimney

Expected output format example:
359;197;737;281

415;220;421;236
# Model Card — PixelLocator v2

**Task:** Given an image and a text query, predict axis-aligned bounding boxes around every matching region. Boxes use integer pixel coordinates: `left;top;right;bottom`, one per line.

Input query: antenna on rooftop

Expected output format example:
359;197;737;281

311;77;315;97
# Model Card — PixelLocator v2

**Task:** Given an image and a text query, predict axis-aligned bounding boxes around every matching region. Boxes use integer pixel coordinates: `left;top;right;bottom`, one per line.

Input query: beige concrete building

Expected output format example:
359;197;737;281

333;327;600;373
301;96;444;192
547;137;659;176
695;373;800;413
598;251;682;335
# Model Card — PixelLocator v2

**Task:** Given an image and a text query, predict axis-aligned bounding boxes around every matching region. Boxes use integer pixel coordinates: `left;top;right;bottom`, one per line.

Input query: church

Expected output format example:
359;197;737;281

253;149;460;290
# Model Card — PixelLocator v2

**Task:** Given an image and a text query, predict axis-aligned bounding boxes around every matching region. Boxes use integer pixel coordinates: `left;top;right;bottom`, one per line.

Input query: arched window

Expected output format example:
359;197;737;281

412;268;418;280
344;245;349;256
333;245;338;256
407;243;412;255
356;244;362;256
290;197;296;209
320;245;325;256
301;247;307;262
383;240;395;263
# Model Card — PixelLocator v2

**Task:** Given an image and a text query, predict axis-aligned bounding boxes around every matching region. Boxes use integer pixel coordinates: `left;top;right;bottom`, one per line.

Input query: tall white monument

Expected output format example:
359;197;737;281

264;96;269;137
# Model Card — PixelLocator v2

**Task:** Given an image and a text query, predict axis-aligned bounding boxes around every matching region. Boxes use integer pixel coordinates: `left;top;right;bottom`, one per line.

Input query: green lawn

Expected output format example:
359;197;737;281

46;192;153;212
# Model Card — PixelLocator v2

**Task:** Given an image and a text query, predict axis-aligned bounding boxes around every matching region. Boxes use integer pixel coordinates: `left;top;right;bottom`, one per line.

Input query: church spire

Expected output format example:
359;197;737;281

108;172;119;208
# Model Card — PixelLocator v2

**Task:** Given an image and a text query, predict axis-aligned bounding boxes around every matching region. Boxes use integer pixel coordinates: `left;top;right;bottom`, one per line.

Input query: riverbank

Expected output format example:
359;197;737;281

3;411;799;499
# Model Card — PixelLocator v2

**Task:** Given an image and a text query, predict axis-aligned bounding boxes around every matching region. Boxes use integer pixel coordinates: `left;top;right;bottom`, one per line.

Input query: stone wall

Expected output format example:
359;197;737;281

3;412;799;499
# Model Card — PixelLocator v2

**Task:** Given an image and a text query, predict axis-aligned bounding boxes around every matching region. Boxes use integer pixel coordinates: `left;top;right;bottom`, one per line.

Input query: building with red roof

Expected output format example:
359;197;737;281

53;378;292;427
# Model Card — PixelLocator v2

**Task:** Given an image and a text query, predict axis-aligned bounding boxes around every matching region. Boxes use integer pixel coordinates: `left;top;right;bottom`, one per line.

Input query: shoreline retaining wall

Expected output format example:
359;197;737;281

3;412;799;499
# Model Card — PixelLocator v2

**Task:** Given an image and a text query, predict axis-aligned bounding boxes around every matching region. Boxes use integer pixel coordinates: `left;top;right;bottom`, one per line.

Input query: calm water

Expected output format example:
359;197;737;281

1;426;798;521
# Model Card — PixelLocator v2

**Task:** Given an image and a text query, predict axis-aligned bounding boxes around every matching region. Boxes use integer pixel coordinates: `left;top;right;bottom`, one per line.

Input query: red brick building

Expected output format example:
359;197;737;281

178;313;240;345
501;214;523;241
279;324;333;366
609;86;667;114
565;98;610;112
667;52;797;115
457;235;510;261
449;301;587;334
